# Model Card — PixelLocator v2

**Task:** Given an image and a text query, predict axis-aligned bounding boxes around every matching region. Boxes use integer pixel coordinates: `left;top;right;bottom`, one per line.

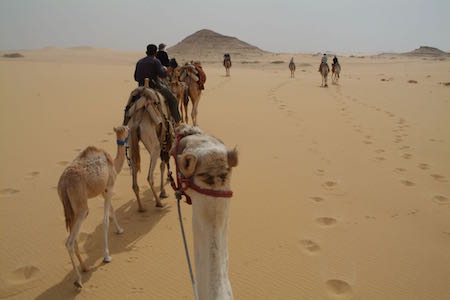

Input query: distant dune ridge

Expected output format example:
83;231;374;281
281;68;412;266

168;29;267;60
380;46;449;58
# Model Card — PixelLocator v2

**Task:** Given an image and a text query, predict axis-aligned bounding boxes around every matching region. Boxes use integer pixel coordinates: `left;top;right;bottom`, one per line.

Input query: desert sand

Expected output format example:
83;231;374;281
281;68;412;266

0;48;449;300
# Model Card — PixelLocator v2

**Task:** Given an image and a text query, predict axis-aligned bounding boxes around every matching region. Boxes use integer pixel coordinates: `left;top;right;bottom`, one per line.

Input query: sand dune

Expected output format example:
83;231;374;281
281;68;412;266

0;47;449;299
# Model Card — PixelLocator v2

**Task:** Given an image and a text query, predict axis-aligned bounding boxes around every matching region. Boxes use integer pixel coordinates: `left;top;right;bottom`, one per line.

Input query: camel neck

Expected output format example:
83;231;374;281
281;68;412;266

114;144;126;174
192;195;233;300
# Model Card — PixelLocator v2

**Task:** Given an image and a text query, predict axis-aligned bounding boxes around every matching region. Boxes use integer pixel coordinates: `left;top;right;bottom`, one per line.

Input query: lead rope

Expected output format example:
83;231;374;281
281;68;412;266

176;192;199;300
166;144;199;300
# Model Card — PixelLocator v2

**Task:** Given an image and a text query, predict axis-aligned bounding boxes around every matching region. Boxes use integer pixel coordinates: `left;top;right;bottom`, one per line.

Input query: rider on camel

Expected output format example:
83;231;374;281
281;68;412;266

318;53;330;72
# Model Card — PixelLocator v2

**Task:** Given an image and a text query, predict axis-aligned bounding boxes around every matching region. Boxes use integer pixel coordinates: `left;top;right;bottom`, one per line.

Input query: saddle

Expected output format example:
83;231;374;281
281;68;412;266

179;62;206;90
124;85;174;155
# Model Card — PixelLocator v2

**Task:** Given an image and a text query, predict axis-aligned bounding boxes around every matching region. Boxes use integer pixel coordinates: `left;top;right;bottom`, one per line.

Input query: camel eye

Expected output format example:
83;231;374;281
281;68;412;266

219;173;228;182
203;175;215;185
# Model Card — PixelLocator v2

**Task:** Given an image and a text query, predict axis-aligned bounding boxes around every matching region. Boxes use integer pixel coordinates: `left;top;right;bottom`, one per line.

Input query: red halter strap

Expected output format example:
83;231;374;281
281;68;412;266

169;133;233;205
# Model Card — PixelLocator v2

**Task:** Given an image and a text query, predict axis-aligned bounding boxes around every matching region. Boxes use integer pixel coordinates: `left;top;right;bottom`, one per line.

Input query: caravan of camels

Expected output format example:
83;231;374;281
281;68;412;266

57;43;341;298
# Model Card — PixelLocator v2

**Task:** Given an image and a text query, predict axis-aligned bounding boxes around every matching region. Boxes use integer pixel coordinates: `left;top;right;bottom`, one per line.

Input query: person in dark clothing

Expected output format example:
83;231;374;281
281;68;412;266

133;44;181;123
333;56;338;65
332;56;339;73
155;43;170;67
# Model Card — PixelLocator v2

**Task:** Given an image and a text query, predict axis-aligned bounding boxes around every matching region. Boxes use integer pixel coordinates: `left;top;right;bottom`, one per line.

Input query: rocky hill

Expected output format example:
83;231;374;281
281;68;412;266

168;29;267;60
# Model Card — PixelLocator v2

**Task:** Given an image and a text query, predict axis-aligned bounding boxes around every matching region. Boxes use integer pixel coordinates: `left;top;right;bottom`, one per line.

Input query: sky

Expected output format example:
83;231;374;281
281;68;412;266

0;0;449;53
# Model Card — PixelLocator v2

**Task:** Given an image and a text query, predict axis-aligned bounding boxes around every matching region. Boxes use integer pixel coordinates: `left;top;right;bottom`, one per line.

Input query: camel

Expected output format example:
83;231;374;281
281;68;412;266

179;63;204;126
223;58;231;77
168;67;189;124
126;84;174;211
173;125;238;300
332;62;341;84
319;62;330;87
57;126;129;289
289;57;296;78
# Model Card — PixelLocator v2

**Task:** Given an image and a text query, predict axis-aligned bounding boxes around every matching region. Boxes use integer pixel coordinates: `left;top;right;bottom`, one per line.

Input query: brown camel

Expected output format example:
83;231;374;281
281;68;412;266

168;67;189;124
57;126;129;289
179;63;204;126
174;125;238;299
332;62;341;84
223;58;232;77
320;62;330;87
289;57;296;78
125;84;174;211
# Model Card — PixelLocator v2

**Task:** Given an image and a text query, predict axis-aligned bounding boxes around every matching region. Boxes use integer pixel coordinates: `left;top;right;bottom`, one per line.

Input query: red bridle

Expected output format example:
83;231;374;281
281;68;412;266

168;133;233;205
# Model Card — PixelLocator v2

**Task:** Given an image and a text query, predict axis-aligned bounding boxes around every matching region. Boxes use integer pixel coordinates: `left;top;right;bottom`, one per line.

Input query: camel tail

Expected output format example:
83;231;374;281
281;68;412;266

130;126;141;173
59;187;74;232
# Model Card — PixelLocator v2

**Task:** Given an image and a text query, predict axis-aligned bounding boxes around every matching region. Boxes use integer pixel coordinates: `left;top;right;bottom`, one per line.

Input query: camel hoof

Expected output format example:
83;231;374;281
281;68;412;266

103;256;112;263
159;191;168;199
138;207;146;213
155;202;164;208
116;228;124;235
74;280;83;289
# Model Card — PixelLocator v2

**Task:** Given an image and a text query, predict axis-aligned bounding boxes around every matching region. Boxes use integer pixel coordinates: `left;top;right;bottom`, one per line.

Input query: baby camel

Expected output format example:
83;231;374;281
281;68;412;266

57;126;129;289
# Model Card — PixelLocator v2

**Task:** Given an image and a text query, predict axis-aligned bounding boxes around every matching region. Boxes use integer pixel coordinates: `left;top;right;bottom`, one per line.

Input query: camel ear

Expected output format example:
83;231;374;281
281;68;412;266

227;147;238;168
178;153;197;177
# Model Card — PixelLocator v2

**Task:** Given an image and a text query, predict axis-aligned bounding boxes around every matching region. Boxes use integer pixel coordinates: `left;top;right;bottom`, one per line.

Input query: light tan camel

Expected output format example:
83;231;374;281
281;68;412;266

57;126;129;289
174;125;238;300
289;57;296;78
320;62;330;87
332;62;341;84
223;58;232;77
179;63;204;126
168;67;189;124
126;87;174;212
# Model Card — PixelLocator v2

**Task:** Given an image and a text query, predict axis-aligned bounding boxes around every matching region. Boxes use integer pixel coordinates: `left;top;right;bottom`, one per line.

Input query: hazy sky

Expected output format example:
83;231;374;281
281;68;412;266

1;0;449;53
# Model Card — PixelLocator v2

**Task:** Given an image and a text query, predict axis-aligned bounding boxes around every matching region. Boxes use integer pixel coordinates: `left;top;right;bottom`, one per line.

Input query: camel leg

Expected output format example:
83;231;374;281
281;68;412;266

184;100;189;124
65;208;88;289
74;240;88;272
109;202;124;234
190;87;200;126
159;161;167;198
147;155;162;207
140;128;163;207
132;167;145;212
102;195;113;263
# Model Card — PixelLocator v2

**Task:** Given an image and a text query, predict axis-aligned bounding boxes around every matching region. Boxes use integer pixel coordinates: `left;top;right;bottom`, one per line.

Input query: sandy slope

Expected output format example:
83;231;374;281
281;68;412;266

0;49;449;300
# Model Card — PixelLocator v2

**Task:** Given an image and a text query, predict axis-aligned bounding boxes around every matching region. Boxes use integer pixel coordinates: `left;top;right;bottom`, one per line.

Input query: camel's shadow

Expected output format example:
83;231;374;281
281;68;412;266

35;198;170;300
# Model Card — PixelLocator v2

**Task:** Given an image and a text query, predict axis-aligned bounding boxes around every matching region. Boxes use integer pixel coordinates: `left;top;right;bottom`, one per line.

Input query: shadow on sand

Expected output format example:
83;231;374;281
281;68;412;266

35;197;170;299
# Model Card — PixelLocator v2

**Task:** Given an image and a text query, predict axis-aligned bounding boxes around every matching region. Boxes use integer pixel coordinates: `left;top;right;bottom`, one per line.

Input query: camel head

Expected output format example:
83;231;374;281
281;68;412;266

113;126;129;143
176;125;238;193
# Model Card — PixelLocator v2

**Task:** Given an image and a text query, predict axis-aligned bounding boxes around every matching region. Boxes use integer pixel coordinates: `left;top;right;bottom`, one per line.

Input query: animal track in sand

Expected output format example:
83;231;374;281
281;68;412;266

399;145;410;150
326;279;353;296
418;163;429;170
430;174;447;183
298;239;320;254
310;196;325;202
432;195;449;205
394;168;406;173
401;153;412;160
25;171;40;179
363;140;373;144
375;149;385;153
56;161;69;166
0;188;20;196
374;157;386;161
400;180;415;187
316;217;337;227
323;181;338;190
315;169;325;176
7;265;40;284
100;139;109;143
